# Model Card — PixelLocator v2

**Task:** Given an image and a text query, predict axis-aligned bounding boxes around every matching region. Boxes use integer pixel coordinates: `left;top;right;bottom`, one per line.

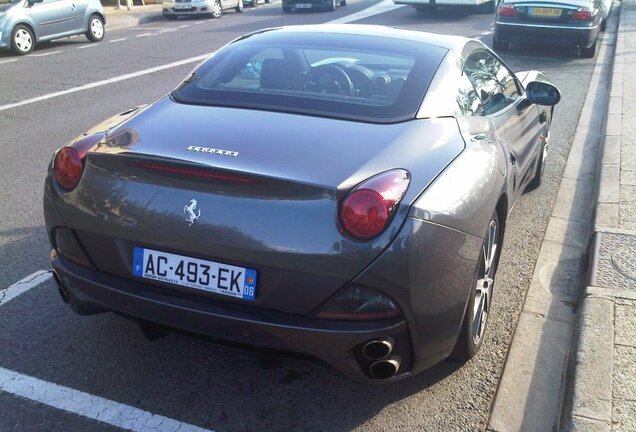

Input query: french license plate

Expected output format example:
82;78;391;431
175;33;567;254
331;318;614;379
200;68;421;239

174;3;191;9
529;7;561;17
295;3;312;8
133;247;257;301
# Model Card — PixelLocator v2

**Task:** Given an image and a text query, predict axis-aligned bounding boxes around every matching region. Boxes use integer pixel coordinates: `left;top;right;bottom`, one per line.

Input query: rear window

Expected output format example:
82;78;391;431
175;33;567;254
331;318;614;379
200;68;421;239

173;31;447;123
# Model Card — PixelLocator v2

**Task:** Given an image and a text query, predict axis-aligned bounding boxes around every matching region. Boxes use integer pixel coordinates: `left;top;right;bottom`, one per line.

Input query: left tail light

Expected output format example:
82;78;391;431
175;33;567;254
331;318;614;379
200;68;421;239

497;3;517;16
339;169;410;240
571;7;593;20
53;133;103;191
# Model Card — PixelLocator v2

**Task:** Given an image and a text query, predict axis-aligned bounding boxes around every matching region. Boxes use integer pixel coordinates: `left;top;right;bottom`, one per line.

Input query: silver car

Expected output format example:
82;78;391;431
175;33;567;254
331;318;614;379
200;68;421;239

0;0;104;55
162;0;244;19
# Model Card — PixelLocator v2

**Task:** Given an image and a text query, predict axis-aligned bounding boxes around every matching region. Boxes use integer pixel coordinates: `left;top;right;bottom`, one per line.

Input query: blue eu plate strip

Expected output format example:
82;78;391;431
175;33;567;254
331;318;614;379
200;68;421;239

132;247;144;277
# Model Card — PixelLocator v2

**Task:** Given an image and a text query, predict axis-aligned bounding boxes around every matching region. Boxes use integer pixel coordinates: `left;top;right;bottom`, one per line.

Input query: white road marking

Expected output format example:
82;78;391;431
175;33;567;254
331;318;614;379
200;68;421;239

0;367;214;432
0;53;210;112
30;51;62;57
176;24;191;28
77;44;98;49
193;21;205;25
109;38;128;43
130;26;171;30
0;59;18;64
158;28;177;33
327;0;403;24
480;30;492;35
136;32;154;37
0;270;51;307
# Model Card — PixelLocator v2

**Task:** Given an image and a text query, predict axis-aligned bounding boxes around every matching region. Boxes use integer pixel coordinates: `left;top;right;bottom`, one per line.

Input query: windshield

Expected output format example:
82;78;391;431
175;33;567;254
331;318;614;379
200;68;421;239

173;31;447;123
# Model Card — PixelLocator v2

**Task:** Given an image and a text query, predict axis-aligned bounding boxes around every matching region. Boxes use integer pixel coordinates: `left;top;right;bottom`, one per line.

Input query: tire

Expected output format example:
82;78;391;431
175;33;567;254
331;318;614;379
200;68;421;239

581;39;597;58
85;14;105;42
11;25;35;55
282;5;291;12
452;212;501;360
479;0;495;13
235;0;244;12
340;0;347;5
327;0;336;11
525;135;547;192
211;0;223;18
250;0;257;7
164;12;177;19
492;33;508;51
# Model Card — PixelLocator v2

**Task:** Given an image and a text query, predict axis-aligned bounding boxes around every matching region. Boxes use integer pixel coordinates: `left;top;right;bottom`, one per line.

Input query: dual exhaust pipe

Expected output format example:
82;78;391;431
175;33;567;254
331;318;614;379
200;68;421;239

362;337;401;380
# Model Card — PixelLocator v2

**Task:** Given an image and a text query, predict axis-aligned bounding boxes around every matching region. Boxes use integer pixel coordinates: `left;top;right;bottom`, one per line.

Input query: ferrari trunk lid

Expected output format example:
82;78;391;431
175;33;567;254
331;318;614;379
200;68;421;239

54;97;465;315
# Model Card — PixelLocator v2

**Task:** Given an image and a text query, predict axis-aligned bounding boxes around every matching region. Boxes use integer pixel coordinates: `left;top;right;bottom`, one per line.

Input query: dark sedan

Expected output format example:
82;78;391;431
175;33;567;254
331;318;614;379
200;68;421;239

281;0;346;12
44;25;560;383
493;0;608;57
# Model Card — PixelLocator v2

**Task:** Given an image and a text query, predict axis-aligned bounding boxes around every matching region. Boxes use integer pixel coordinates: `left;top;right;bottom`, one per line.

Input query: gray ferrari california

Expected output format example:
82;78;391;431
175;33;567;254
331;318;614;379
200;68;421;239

44;25;560;383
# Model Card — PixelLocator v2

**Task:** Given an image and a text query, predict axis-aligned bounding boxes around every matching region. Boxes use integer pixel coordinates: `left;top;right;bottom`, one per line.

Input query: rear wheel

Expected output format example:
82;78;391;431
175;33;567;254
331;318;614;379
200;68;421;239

452;212;500;360
581;39;597;58
492;33;508;51
525;136;547;191
85;14;105;42
235;0;243;12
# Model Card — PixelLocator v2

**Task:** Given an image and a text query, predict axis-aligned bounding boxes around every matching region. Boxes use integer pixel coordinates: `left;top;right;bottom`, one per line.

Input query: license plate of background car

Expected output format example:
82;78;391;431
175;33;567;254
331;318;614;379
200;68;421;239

295;3;312;7
174;4;191;9
132;247;257;301
529;7;562;16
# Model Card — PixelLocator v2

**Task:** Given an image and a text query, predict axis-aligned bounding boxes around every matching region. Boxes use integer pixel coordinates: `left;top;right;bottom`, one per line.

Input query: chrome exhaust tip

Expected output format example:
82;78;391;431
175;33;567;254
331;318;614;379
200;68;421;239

52;270;69;304
369;356;401;380
362;337;394;361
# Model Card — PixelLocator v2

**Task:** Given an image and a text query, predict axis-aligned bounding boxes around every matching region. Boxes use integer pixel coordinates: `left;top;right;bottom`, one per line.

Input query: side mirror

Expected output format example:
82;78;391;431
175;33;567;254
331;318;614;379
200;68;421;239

525;81;561;106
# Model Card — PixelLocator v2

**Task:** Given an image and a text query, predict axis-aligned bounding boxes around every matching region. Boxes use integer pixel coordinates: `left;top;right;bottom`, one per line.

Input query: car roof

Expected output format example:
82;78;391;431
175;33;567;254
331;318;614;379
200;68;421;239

243;24;471;53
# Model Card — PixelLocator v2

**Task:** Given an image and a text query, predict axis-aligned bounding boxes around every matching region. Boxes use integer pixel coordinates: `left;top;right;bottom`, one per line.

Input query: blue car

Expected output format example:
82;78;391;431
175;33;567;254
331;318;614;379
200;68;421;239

0;0;105;55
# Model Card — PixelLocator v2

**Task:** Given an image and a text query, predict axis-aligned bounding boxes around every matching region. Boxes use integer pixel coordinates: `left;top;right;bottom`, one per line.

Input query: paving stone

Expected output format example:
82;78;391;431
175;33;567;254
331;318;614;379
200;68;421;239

621;169;636;186
621;146;636;170
599;164;621;203
606;114;622;136
608;96;622;115
569;415;611;432
544;217;589;249
613;345;636;400
602;136;621;166
596;203;620;229
615;301;636;347
612;398;636;432
571;297;614;423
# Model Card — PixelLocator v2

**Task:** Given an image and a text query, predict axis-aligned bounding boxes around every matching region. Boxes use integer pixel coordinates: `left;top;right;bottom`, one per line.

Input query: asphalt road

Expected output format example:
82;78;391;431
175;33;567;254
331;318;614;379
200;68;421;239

0;1;597;431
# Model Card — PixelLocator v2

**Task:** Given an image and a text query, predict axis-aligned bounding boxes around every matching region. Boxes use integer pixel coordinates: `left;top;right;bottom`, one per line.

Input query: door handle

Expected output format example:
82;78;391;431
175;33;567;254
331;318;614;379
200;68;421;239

471;134;487;142
510;154;516;165
539;111;547;124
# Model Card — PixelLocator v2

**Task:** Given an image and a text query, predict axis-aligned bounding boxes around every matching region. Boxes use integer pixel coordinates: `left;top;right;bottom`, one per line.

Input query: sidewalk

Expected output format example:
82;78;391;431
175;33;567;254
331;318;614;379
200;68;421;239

102;1;165;31
566;0;636;430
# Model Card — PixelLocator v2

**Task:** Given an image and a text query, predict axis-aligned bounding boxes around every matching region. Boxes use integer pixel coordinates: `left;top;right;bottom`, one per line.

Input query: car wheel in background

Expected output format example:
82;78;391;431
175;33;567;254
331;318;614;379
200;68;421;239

163;11;177;19
340;0;347;5
11;25;35;55
581;39;597;58
327;0;336;11
525;135;547;192
492;33;509;51
211;0;223;18
235;0;244;12
85;14;105;42
479;0;496;13
452;212;500;360
415;4;437;13
250;0;257;6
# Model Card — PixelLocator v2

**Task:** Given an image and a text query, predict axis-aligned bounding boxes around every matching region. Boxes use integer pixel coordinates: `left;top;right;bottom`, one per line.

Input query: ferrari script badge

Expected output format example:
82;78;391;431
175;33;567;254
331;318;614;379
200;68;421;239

184;199;201;227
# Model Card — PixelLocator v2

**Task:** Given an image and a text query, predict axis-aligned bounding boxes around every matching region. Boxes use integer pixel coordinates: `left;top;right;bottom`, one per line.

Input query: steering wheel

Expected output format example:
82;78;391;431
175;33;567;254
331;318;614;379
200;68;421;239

303;64;355;97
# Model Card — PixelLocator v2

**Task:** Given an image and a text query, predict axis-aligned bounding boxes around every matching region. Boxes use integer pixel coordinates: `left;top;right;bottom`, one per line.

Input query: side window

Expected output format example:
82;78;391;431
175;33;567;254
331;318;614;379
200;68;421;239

464;50;520;115
456;73;483;116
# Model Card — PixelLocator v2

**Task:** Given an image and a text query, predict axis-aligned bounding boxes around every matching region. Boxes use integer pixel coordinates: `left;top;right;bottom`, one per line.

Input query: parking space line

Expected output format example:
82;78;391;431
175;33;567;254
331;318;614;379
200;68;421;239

0;367;214;432
0;59;18;64
0;53;209;112
480;30;492;35
0;270;51;307
77;44;98;49
136;32;154;37
327;0;403;24
30;51;62;57
109;38;128;43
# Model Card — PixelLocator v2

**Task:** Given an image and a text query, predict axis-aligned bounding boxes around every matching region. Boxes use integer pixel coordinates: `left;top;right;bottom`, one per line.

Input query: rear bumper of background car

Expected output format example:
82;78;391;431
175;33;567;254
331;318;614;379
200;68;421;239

162;1;215;16
494;21;599;48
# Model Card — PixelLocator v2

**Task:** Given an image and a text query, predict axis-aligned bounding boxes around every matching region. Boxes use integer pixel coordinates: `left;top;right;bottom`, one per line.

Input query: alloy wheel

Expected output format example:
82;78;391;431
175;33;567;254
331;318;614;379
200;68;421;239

472;217;498;345
14;28;33;54
90;18;104;40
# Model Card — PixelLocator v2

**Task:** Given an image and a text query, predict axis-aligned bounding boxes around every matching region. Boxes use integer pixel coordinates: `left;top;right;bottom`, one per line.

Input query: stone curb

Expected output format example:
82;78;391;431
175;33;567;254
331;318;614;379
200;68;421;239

487;5;620;432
